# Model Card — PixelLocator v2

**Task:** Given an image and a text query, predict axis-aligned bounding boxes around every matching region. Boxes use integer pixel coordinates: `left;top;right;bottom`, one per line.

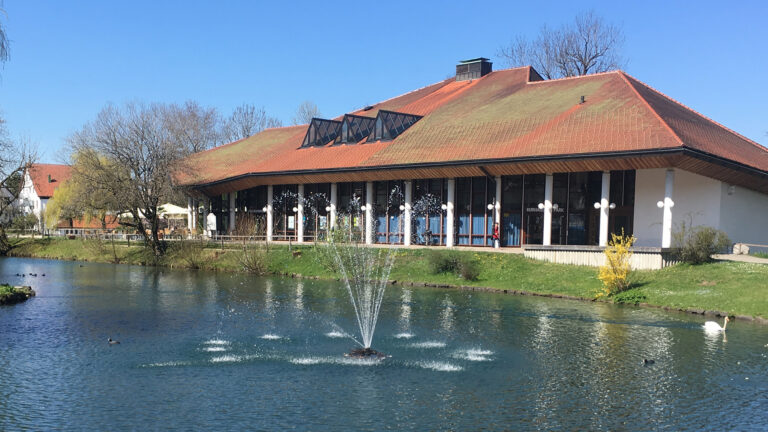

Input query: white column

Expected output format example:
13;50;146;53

297;184;305;243
266;185;274;242
404;180;413;246
365;181;374;245
599;171;611;247
543;174;553;246
494;176;502;248
494;176;502;223
446;178;455;248
228;192;236;234
329;182;338;229
662;169;675;248
191;198;198;232
202;197;210;238
187;196;193;230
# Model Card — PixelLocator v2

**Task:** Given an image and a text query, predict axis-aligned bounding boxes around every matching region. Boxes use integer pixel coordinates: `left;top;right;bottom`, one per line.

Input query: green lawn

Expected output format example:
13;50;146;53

5;238;768;319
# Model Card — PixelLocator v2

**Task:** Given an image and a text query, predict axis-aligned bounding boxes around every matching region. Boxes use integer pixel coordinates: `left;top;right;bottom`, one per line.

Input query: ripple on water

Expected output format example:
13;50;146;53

202;347;227;352
289;356;383;366
260;334;283;340
408;341;446;349
324;331;348;338
142;361;192;368
394;332;415;339
204;339;230;346
210;354;259;363
417;361;463;372
453;348;494;361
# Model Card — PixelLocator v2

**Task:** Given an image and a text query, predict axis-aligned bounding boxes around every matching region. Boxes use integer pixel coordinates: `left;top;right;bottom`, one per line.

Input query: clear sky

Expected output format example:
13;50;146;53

1;0;766;162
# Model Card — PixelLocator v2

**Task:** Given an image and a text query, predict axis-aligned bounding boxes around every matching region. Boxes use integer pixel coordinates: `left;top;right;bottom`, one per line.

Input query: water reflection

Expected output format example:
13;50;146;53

399;289;412;332
440;294;455;332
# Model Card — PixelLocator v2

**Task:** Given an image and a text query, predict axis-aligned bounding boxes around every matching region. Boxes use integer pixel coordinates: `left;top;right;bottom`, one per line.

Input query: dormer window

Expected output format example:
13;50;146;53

301;118;342;148
334;114;376;145
368;110;422;141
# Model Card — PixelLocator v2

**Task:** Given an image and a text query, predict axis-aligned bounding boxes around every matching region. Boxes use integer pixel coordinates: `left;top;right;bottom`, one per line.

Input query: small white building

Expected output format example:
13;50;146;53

18;164;72;232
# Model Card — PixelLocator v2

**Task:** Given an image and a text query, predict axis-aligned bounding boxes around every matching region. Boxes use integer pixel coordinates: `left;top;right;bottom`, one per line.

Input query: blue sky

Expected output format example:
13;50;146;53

1;0;766;162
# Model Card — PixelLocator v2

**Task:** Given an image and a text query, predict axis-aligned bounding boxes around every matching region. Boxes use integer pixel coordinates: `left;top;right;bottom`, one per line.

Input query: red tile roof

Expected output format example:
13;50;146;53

176;67;768;187
28;164;72;198
57;215;120;230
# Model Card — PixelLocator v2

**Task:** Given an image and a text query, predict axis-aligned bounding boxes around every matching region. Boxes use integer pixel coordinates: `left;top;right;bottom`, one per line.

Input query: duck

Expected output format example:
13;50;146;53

108;338;120;345
703;316;730;332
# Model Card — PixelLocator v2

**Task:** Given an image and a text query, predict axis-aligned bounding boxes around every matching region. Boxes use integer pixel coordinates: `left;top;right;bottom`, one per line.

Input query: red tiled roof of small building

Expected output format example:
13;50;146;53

28;164;72;198
175;67;768;187
57;215;120;230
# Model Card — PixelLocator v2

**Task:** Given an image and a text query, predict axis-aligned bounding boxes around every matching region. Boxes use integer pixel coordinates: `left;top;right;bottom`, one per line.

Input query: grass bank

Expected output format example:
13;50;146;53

6;237;768;320
0;284;36;305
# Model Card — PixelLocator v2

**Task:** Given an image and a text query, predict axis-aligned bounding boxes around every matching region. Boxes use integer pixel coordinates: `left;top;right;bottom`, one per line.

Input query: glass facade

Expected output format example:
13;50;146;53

208;170;635;246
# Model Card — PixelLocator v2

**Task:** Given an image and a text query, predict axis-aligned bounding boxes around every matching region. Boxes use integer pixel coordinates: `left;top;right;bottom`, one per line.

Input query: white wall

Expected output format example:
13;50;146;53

719;183;768;246
17;171;44;230
670;169;722;231
632;169;665;247
633;168;722;247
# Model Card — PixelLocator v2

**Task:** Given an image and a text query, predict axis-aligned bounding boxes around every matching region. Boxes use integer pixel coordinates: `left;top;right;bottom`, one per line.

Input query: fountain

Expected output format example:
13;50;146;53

272;186;400;358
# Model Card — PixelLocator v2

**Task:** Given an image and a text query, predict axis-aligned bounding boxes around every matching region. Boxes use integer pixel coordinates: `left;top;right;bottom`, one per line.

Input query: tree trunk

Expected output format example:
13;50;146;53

0;226;10;256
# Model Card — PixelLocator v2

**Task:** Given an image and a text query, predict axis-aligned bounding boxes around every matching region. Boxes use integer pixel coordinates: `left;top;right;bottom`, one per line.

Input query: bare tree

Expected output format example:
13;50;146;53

0;2;9;69
0;121;37;254
291;101;320;125
163;100;222;153
68;103;187;256
498;11;625;79
221;103;282;142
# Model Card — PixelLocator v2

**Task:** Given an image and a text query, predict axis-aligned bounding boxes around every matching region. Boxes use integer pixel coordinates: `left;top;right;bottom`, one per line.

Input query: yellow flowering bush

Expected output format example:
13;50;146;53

597;231;636;298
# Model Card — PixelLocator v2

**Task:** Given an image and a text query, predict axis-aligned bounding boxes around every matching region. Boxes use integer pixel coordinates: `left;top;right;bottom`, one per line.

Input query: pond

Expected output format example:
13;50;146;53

1;257;766;430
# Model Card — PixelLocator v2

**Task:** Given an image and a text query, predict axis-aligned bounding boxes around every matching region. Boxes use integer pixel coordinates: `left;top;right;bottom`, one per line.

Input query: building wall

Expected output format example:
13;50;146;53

719;183;768;246
633;168;722;247
670;169;722;232
632;169;665;247
18;171;44;229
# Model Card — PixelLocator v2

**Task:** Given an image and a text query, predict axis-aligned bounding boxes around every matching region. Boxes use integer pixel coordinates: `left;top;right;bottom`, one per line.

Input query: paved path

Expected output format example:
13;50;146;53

713;254;768;264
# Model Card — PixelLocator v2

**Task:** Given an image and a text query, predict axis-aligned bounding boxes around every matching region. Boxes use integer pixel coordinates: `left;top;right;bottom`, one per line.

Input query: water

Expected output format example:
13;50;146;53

1;257;767;431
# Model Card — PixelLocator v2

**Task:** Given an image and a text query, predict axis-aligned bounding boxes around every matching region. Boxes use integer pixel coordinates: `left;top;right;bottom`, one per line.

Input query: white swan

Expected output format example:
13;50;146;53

703;316;730;332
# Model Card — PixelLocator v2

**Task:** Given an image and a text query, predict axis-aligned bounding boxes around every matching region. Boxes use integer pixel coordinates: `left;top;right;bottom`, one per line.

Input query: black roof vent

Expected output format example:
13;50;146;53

335;114;376;145
455;57;492;81
301;118;341;148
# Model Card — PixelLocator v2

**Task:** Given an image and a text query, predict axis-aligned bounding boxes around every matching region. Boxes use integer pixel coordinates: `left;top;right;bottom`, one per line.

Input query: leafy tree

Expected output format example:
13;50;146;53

498;11;625;79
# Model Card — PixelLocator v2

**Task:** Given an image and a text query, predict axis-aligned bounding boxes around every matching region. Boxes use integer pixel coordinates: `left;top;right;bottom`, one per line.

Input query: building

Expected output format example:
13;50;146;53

175;59;768;268
18;163;72;232
56;215;120;236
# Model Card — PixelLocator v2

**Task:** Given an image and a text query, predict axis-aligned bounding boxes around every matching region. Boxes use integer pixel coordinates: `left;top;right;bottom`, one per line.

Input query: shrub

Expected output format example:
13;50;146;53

597;231;635;298
239;244;269;275
426;250;480;281
612;288;647;305
426;250;460;274
457;257;480;281
167;240;207;269
672;221;731;264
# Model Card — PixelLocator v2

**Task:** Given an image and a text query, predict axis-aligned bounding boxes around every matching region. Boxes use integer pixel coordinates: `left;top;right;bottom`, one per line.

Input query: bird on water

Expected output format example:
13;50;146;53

108;338;120;345
704;316;730;332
